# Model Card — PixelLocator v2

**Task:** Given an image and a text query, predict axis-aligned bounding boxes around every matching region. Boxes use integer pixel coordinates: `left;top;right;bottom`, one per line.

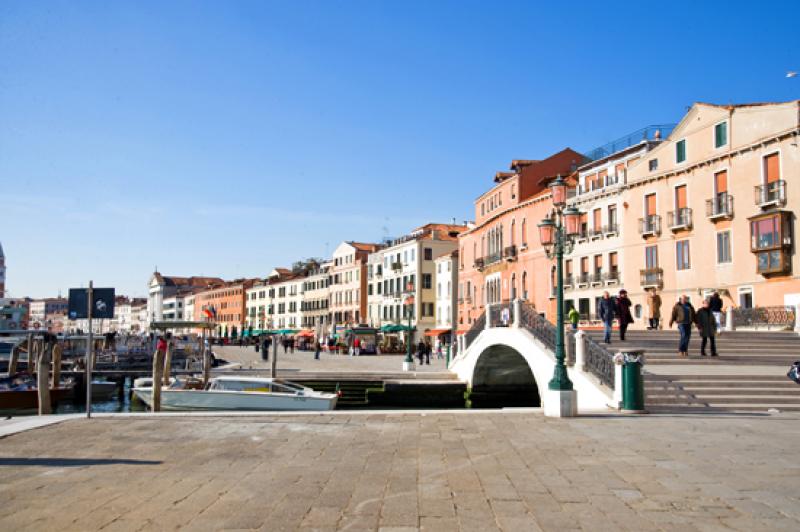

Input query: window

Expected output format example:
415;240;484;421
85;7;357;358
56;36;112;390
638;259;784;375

649;158;658;171
645;245;658;268
715;122;728;148
738;287;753;309
749;212;791;275
717;231;732;264
521;218;527;245
764;152;780;184
608;205;617;229
424;248;432;260
676;240;690;270
676;139;686;163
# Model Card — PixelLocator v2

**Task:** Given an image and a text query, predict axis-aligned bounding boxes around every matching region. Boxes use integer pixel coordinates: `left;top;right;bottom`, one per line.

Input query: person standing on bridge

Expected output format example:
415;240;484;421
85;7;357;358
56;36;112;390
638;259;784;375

669;295;696;358
568;306;580;331
598;291;616;344
616;289;634;341
647;289;662;330
695;298;718;357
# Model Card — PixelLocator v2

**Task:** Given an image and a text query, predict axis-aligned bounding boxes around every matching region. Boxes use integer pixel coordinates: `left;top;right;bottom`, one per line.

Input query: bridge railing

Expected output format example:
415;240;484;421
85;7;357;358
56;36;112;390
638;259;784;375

464;312;486;350
517;302;576;366
583;335;615;389
732;306;796;329
488;301;514;328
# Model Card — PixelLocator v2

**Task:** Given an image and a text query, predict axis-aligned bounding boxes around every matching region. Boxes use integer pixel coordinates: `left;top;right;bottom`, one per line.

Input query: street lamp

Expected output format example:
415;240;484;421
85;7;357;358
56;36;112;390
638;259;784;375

402;281;415;371
538;175;582;416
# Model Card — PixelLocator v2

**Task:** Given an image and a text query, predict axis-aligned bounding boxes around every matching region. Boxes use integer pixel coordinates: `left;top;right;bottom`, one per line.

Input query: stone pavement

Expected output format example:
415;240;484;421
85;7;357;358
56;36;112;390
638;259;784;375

1;411;800;531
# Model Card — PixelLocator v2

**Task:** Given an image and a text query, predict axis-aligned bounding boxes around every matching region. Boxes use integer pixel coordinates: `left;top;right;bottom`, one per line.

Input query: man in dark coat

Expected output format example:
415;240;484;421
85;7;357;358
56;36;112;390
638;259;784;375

669;295;696;357
695;298;718;356
616;289;634;341
709;291;724;332
598;291;616;344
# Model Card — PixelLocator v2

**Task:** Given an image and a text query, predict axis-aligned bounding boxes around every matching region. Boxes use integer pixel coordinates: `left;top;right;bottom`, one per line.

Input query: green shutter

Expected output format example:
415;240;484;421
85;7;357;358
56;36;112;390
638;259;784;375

715;122;727;148
676;140;686;163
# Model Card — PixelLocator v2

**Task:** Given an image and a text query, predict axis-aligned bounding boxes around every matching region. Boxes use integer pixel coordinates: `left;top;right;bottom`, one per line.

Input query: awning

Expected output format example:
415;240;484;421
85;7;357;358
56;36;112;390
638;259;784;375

296;329;315;337
380;324;412;333
424;328;451;337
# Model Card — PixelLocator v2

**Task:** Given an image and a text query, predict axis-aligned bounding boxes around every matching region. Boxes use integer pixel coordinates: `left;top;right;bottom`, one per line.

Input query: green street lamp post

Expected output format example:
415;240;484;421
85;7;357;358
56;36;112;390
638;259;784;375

538;175;582;413
403;281;415;371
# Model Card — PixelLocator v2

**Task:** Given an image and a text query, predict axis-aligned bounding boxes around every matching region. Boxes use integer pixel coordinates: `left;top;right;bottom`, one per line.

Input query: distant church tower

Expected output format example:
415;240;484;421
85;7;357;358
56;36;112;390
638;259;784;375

0;242;5;298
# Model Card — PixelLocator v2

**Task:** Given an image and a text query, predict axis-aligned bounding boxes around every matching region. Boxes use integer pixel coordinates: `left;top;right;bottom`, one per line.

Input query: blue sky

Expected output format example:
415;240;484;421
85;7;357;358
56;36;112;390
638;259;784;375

2;1;798;298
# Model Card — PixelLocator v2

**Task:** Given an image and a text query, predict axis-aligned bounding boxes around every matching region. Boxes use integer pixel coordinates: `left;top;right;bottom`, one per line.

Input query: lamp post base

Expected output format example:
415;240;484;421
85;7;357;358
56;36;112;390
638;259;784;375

402;361;415;372
544;389;578;418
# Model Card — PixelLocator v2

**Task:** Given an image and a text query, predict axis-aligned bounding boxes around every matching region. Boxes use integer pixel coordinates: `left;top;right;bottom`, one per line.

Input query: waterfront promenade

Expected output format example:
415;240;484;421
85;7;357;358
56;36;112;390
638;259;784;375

1;410;799;531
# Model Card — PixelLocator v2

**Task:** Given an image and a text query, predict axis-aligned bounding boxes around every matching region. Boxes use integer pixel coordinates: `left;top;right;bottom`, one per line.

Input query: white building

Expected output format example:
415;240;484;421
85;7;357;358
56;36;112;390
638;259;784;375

147;272;223;326
301;262;331;330
434;251;458;331
566;127;667;321
366;251;385;328
377;223;466;334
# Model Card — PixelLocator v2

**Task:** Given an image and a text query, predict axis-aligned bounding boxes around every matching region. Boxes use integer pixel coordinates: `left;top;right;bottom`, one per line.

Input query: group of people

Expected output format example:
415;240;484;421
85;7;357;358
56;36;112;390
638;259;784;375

566;289;634;345
669;293;724;357
567;289;726;357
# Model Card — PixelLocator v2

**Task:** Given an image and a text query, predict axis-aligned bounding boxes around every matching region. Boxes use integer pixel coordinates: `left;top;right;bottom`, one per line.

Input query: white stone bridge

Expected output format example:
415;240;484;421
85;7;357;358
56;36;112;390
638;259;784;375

449;300;622;415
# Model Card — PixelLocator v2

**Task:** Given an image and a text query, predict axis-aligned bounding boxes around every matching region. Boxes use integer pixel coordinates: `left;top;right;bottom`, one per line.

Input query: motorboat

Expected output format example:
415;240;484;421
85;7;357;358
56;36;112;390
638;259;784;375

0;373;73;411
132;376;338;411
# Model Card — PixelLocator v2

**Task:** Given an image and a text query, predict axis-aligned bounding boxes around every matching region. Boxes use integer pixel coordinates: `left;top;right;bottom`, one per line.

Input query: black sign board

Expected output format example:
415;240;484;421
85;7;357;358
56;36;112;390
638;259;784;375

68;288;115;320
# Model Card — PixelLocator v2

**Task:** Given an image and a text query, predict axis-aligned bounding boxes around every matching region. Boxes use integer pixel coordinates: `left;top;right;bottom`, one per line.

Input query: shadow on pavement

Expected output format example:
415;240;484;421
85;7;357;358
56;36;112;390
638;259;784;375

0;457;163;467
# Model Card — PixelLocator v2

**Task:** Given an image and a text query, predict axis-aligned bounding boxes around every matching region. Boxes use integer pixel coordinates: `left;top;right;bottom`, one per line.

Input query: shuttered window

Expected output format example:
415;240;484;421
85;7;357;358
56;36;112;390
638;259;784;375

676;240;691;270
594;255;602;272
675;185;687;209
715;122;728;148
645;194;656;216
593;208;602;230
645;246;658;268
764;153;780;183
580;257;589;274
609;252;618;270
676;140;687;163
714;170;728;194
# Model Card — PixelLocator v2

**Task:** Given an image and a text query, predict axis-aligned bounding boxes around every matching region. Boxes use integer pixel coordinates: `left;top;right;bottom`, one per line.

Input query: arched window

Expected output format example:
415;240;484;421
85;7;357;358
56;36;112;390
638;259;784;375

522;271;528;300
510;219;515;245
511;273;517;300
521;218;527;246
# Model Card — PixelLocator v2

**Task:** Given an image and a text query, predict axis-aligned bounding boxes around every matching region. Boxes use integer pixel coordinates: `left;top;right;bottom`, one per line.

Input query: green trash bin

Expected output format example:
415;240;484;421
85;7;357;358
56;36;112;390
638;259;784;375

621;351;646;413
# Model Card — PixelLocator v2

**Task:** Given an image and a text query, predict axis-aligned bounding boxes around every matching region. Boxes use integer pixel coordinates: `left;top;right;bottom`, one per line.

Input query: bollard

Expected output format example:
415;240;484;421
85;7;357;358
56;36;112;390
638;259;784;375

574;331;586;370
485;304;493;330
726;307;734;332
620;349;646;413
8;344;20;375
52;343;62;390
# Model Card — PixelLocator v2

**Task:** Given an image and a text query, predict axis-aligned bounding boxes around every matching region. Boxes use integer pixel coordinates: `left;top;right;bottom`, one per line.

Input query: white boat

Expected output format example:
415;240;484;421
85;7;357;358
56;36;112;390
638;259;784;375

132;376;338;412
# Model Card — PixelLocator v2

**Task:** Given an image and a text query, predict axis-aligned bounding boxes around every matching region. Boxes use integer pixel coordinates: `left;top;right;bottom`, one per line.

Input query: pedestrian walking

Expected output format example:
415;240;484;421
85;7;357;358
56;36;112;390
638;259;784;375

417;340;425;365
669;295;696;357
424;341;431;365
261;336;269;361
647;289;662;330
289;337;295;353
568;306;580;331
314;340;321;360
353;337;361;357
709;292;724;332
695;298;718;356
616;289;634;341
598;291;616;344
436;343;443;360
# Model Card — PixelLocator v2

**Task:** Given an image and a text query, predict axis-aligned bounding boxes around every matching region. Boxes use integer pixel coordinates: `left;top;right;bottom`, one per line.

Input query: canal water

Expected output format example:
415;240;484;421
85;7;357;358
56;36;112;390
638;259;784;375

54;380;147;414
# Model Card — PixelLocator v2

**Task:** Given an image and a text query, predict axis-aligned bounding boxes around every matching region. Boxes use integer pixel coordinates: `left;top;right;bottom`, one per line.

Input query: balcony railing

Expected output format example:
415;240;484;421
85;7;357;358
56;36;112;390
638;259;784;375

484;252;502;266
391;262;402;271
605;270;620;284
590;272;603;285
638;215;661;236
604;223;619;236
576;273;590;286
606;172;621;186
474;258;485;270
755;180;786;208
587;228;604;239
564;275;574;289
706;193;734;220
667;208;692;231
640;268;663;288
503;245;517;261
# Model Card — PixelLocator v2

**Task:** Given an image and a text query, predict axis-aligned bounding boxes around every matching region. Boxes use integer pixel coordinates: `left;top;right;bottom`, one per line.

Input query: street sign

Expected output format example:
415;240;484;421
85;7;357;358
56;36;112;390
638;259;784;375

68;287;115;319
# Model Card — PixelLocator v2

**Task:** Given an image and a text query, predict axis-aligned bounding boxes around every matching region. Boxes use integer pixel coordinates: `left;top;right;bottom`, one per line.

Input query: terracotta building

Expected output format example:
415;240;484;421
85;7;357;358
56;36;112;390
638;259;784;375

193;278;257;337
457;148;588;332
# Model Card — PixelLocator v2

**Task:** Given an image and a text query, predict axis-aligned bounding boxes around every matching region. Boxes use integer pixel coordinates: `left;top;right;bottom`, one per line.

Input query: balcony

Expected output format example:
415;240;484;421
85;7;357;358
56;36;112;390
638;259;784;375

706;193;734;220
605;270;620;284
563;275;574;289
503;245;517;261
604;223;619;236
473;258;484;270
590;272;603;286
587;228;604;240
640;268;663;289
576;273;590;287
755;180;786;208
484;252;502;266
606;172;621;186
638;215;661;237
667;208;692;231
391;262;402;271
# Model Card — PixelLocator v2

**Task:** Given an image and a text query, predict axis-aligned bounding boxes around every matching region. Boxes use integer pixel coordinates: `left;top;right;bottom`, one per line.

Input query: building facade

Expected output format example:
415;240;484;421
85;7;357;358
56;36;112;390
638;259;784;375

147;272;223;325
329;242;378;326
620;100;800;322
434;250;458;332
457;149;588;331
28;297;68;329
193;279;255;337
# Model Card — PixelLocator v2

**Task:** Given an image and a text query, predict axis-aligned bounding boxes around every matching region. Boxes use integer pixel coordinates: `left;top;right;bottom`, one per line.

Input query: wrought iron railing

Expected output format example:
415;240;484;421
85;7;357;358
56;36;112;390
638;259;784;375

583;124;676;161
584;336;615;389
503;245;517;260
667;208;692;230
604;223;619;235
464;312;485;350
706;193;733;219
488;302;514;328
733;306;796;328
484;252;502;266
519;303;555;352
755;180;786;207
638;215;661;236
640;268;663;288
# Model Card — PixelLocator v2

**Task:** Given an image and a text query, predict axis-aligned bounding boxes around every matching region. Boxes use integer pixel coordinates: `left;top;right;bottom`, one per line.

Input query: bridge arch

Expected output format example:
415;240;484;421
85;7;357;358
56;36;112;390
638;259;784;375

470;343;540;408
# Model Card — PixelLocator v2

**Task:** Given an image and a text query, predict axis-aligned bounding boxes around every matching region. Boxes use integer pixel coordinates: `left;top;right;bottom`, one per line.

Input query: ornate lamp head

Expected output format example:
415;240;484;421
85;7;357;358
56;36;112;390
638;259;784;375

549;174;568;208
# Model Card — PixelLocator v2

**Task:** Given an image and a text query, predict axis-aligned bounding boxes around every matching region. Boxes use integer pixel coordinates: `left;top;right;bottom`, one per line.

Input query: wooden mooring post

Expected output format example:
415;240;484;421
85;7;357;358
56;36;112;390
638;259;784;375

51;342;62;390
152;347;164;412
163;338;172;386
37;339;52;415
8;343;20;375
